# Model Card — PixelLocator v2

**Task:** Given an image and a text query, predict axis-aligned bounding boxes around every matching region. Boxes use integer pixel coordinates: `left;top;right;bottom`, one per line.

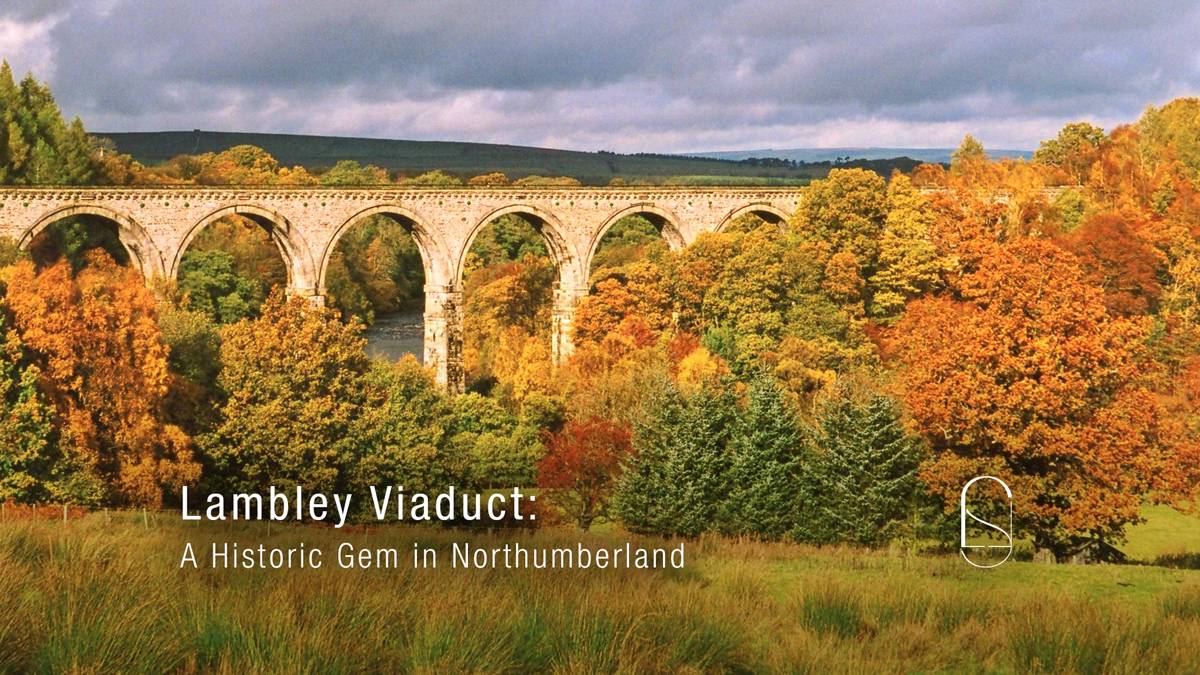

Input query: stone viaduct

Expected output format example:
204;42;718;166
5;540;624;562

0;187;803;389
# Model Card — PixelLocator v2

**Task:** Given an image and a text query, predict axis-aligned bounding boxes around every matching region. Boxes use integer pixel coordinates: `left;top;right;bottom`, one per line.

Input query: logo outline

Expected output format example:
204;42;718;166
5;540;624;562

959;475;1013;569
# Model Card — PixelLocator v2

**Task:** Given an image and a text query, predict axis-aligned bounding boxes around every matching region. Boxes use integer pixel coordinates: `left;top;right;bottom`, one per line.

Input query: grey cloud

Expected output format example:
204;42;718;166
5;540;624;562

0;0;69;22
4;0;1199;151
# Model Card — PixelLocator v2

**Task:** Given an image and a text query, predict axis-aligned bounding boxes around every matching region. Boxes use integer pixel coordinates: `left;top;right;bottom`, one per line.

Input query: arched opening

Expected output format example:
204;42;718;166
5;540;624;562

587;204;684;281
321;206;439;363
172;206;297;325
20;205;162;277
572;206;684;351
458;206;569;398
717;203;791;233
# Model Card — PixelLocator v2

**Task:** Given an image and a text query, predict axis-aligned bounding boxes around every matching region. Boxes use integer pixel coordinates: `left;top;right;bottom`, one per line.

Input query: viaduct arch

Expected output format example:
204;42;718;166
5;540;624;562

0;187;803;390
19;203;166;278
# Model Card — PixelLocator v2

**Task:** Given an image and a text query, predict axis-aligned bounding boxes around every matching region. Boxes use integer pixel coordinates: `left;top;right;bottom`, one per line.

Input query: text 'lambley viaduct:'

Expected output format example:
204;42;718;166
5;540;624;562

0;187;803;390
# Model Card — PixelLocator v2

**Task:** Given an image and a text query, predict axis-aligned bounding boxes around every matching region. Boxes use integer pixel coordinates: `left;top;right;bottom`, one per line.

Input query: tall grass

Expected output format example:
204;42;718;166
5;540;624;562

1;516;1197;673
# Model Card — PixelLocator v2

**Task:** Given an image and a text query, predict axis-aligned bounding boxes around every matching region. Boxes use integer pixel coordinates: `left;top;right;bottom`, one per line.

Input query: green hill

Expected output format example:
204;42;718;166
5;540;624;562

96;130;925;186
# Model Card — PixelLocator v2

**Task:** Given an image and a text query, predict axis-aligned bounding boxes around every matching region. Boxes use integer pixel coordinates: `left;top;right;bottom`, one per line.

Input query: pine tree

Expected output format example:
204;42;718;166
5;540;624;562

612;377;736;537
797;385;924;546
0;62;19;183
0;63;99;185
717;374;803;539
59;118;96;185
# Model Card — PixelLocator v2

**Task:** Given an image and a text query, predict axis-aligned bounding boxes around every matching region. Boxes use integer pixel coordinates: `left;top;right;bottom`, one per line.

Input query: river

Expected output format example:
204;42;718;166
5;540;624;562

363;310;424;361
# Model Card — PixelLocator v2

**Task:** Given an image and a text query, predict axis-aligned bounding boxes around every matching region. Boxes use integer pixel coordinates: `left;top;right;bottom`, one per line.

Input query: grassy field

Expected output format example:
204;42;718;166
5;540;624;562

98;130;924;185
1;514;1198;674
1121;504;1200;563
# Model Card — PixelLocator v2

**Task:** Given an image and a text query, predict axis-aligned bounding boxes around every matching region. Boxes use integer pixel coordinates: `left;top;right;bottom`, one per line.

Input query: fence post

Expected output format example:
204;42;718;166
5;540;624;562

63;503;67;523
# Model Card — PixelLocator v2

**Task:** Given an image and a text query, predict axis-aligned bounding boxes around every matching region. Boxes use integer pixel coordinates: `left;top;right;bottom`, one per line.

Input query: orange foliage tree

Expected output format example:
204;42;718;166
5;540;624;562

896;238;1194;559
537;418;632;530
6;253;199;506
573;261;671;347
1060;212;1164;316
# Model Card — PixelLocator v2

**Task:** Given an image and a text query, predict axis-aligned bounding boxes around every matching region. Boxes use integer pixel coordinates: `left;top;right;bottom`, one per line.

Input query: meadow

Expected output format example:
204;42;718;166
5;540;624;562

1;514;1198;674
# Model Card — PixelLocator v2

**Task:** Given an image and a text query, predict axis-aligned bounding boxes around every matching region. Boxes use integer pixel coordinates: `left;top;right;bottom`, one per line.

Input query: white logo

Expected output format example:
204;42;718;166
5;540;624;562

959;475;1013;569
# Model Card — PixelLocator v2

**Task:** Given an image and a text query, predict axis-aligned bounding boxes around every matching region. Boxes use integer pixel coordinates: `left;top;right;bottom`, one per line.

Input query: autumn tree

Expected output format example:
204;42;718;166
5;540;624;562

588;215;668;277
320;160;389;185
1034;122;1107;184
200;291;370;494
1138;98;1200;179
573;261;671;347
700;226;815;367
460;214;556;387
559;331;671;426
6;253;199;506
325;215;425;324
793;168;887;275
462;256;556;390
194;145;316;185
662;230;740;334
950;134;987;176
868;173;944;319
896;238;1188;559
1060;212;1163;316
537;418;632;530
403;170;463;186
512;175;582;187
468;172;509;186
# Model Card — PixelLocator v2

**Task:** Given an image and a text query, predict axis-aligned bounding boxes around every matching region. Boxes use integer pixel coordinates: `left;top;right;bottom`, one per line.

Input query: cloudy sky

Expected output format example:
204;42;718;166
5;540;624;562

1;1;1198;153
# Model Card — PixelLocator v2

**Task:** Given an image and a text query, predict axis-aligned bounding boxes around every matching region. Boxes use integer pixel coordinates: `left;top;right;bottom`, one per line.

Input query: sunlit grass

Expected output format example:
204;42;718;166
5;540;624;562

1121;504;1200;563
1;515;1198;673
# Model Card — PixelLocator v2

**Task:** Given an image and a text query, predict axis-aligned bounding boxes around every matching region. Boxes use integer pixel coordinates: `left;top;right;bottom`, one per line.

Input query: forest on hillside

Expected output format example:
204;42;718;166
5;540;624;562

96;129;926;186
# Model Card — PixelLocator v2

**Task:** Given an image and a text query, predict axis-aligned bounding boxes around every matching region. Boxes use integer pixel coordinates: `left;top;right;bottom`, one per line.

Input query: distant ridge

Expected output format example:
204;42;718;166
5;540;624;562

689;147;1033;164
95;130;928;186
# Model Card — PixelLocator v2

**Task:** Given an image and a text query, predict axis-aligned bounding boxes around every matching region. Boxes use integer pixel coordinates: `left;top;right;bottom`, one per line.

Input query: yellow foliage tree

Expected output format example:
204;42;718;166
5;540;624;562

6;253;199;506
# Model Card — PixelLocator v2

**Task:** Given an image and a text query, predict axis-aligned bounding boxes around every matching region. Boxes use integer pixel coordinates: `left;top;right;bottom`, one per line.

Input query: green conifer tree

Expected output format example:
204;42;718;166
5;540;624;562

717;374;803;539
797;385;924;546
0;63;99;185
612;377;736;536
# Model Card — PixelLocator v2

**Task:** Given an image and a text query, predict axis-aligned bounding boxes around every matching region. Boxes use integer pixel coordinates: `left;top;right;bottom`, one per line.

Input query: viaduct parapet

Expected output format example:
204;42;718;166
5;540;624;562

0;187;804;389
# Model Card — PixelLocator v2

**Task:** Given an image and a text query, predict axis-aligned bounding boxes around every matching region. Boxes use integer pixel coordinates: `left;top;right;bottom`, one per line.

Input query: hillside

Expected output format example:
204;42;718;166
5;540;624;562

691;146;1033;164
96;130;926;186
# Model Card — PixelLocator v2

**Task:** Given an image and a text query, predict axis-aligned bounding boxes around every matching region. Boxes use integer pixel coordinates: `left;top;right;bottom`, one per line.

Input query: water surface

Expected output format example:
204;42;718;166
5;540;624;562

364;310;424;362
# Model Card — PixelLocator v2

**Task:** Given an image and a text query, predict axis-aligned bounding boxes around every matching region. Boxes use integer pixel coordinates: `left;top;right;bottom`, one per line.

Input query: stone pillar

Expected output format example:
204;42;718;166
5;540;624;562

424;283;464;392
551;282;590;364
290;288;326;306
